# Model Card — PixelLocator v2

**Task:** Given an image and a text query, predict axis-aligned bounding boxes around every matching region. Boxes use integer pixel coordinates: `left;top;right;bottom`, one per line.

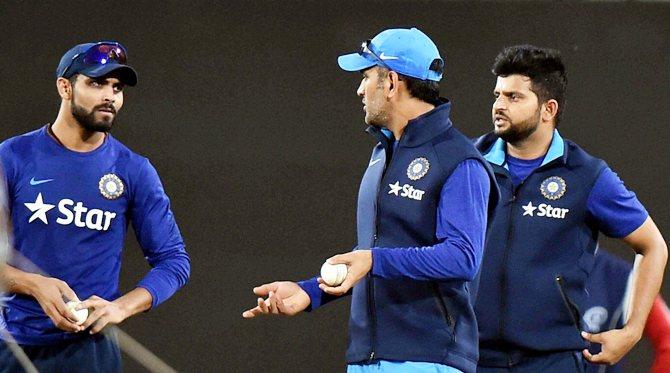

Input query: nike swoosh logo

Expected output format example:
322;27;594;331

379;53;399;60
368;158;382;167
30;177;54;186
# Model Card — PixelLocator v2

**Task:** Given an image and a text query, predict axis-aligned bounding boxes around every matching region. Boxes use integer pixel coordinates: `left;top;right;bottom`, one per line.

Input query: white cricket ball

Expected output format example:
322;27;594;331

65;301;89;325
320;262;347;286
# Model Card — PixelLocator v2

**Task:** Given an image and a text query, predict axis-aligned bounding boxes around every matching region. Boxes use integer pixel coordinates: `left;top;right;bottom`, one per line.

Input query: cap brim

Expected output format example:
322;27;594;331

80;64;138;86
338;53;377;72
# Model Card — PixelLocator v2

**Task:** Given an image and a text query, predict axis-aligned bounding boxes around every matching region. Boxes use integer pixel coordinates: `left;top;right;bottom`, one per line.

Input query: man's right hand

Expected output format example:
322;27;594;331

242;281;310;318
25;274;83;333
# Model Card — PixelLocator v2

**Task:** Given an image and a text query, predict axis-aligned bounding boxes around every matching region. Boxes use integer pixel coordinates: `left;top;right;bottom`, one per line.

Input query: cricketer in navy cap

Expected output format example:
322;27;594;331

56;41;138;86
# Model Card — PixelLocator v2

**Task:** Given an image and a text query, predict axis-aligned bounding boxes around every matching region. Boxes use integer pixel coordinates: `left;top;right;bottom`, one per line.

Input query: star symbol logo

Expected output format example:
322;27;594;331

522;201;537;217
24;193;55;224
388;181;402;196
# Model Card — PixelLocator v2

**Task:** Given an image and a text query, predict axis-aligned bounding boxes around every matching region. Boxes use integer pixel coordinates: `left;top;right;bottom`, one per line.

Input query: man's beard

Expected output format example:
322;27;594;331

70;97;116;133
364;97;390;127
494;108;541;144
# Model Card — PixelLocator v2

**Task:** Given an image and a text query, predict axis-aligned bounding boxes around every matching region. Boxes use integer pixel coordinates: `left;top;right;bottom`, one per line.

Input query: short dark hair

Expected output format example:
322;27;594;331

398;74;441;105
492;45;567;124
375;60;442;105
68;73;80;86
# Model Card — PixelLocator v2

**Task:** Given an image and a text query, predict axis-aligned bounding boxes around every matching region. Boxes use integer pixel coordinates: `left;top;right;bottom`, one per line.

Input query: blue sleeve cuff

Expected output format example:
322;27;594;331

297;275;348;311
371;248;386;277
297;277;321;312
136;284;159;310
136;251;191;309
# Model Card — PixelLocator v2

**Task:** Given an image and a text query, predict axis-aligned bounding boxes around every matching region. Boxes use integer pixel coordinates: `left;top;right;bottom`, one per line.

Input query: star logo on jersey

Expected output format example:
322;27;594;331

24;193;55;224
388;181;425;201
388;181;402;196
522;201;569;219
522;201;537;216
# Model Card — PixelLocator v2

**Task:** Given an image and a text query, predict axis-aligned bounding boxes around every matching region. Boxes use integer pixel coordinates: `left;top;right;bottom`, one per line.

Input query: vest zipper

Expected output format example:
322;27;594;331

498;179;520;341
431;282;456;340
556;276;582;334
496;159;562;343
367;138;397;362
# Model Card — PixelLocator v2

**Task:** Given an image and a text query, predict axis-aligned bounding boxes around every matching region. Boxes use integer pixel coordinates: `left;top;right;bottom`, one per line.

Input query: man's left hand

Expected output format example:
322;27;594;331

319;250;372;296
78;295;129;334
582;328;642;365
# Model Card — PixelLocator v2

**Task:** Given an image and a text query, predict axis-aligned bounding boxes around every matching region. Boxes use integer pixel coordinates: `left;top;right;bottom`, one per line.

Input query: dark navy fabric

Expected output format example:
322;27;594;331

477;350;586;373
583;251;632;373
352;102;498;373
371;159;491;281
474;131;648;367
0;332;121;373
0;126;190;345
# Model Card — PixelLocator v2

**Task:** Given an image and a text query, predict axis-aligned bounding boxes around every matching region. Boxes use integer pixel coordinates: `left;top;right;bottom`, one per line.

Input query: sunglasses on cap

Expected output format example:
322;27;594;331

360;39;391;69
60;42;128;78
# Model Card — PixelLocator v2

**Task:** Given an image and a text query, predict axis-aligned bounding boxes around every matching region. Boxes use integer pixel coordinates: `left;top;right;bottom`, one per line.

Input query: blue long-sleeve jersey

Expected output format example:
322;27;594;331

0;125;190;345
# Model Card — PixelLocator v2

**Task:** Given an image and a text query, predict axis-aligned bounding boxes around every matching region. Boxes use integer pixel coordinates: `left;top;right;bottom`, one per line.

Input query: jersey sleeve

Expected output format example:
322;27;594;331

371;159;490;281
586;167;648;238
130;159;190;309
297;276;350;312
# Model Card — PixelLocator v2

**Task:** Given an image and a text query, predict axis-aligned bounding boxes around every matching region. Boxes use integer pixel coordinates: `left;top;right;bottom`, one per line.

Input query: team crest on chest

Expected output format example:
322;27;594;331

540;176;566;200
99;174;124;200
407;157;430;181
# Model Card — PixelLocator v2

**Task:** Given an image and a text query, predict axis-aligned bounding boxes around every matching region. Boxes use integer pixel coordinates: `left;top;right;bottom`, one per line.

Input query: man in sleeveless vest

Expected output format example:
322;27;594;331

474;45;667;372
244;28;499;373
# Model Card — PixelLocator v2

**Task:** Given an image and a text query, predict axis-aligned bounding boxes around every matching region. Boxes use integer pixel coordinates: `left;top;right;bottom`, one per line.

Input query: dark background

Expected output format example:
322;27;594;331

1;1;668;372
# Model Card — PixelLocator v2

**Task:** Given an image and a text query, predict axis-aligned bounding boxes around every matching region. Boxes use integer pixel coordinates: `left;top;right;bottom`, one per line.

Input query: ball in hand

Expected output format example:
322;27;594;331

320;262;348;286
65;300;89;325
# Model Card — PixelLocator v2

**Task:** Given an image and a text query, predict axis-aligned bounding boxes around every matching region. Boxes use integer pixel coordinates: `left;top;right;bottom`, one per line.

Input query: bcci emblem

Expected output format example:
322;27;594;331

407;157;430;181
540;176;566;200
99;174;124;200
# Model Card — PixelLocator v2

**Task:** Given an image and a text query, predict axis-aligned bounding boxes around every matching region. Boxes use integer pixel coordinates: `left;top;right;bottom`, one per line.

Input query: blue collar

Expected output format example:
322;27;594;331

483;129;565;168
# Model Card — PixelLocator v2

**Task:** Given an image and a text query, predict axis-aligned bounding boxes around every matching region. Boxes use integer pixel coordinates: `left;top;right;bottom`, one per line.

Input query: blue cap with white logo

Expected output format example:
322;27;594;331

56;41;138;86
338;27;443;82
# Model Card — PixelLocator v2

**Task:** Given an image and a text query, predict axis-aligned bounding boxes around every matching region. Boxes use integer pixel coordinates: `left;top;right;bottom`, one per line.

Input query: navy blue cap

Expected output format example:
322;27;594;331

338;28;443;82
56;42;138;86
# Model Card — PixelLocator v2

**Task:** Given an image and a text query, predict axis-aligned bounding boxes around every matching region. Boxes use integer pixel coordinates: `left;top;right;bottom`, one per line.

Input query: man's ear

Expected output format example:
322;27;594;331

57;77;73;100
387;71;401;99
542;99;559;123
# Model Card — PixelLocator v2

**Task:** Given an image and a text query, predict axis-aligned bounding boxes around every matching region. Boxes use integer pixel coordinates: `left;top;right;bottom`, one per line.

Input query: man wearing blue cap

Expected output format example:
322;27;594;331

244;28;498;373
0;41;190;371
